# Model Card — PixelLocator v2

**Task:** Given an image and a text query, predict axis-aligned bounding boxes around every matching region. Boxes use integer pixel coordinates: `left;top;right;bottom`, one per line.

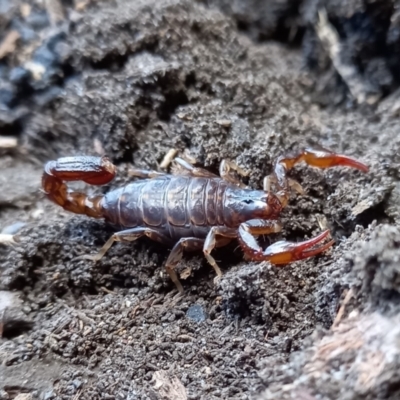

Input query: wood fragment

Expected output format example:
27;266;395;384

0;31;20;59
316;214;329;230
152;371;187;400
179;267;192;280
130;304;141;317
176;334;194;342
100;286;115;295
0;136;18;149
176;113;193;121
351;199;372;216
332;288;354;328
75;0;91;12
93;138;105;156
72;388;82;400
44;0;65;25
216;119;232;128
0;310;4;338
316;9;380;105
20;3;32;18
14;394;33;400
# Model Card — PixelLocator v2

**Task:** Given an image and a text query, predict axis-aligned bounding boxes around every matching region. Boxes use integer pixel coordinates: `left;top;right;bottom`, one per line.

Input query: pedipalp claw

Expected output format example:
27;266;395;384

303;148;369;172
264;229;334;264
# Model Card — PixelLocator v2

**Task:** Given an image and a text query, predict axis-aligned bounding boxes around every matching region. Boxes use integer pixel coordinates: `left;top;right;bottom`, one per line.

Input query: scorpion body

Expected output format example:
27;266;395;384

42;148;368;292
101;175;282;239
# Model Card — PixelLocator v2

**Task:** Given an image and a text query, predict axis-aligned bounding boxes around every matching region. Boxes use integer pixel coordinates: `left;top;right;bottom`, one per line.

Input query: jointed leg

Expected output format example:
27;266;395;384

263;175;304;195
240;219;283;236
128;168;166;179
77;227;172;262
219;160;248;187
203;227;237;276
165;238;205;293
173;158;218;178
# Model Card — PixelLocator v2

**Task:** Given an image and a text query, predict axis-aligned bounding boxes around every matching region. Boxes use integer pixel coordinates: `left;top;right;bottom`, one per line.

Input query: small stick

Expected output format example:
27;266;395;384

332;288;354;328
0;31;20;59
44;0;65;24
0;136;18;149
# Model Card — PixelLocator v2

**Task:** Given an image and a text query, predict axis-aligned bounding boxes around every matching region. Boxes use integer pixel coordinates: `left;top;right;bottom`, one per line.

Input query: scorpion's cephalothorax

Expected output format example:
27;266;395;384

221;186;283;226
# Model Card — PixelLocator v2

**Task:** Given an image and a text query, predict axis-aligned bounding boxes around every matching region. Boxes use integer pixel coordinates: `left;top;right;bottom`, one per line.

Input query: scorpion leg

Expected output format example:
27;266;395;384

128;168;166;179
238;226;334;264
173;158;218;178
77;227;172;262
240;219;283;235
263;175;304;195
203;227;238;276
165;238;205;293
219;160;249;188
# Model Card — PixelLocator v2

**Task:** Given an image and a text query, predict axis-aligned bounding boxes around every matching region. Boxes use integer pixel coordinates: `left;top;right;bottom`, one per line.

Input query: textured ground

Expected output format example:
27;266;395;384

0;0;400;399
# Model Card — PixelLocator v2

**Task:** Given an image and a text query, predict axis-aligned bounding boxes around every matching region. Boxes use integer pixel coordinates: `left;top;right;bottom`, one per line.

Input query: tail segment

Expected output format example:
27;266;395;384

42;156;116;218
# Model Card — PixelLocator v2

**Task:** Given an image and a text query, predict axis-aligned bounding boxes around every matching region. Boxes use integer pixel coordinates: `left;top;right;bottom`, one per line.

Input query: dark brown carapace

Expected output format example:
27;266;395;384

42;148;368;292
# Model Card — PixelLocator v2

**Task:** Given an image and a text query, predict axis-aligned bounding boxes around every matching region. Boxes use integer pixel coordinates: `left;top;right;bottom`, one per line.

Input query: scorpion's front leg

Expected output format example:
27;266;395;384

238;223;334;264
78;227;172;262
203;227;238;276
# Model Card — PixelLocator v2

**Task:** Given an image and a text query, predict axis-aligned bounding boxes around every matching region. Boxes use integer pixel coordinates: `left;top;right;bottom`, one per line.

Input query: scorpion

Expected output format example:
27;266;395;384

42;148;368;293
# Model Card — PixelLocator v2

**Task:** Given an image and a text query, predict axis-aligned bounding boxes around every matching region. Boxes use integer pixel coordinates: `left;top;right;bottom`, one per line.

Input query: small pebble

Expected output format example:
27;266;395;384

72;379;82;389
186;304;207;323
1;221;26;235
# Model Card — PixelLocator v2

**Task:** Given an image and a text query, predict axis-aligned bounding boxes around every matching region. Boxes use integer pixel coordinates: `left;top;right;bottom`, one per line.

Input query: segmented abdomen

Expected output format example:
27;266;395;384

101;176;228;240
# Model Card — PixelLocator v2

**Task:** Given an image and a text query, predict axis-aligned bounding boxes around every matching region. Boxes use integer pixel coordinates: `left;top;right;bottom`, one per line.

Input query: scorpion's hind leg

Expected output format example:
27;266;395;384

77;227;172;262
165;238;206;293
238;225;334;265
173;157;248;187
172;158;218;178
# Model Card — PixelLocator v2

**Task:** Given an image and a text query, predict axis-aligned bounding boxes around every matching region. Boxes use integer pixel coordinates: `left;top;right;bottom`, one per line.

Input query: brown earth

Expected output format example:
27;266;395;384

0;0;399;399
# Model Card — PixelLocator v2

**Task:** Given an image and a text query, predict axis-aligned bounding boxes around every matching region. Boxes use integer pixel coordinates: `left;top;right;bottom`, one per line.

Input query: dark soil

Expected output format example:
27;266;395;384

0;0;399;399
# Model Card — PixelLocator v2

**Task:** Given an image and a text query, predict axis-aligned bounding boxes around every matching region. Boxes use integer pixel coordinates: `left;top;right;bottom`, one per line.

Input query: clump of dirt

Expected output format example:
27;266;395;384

205;0;400;106
0;0;399;399
259;311;400;400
